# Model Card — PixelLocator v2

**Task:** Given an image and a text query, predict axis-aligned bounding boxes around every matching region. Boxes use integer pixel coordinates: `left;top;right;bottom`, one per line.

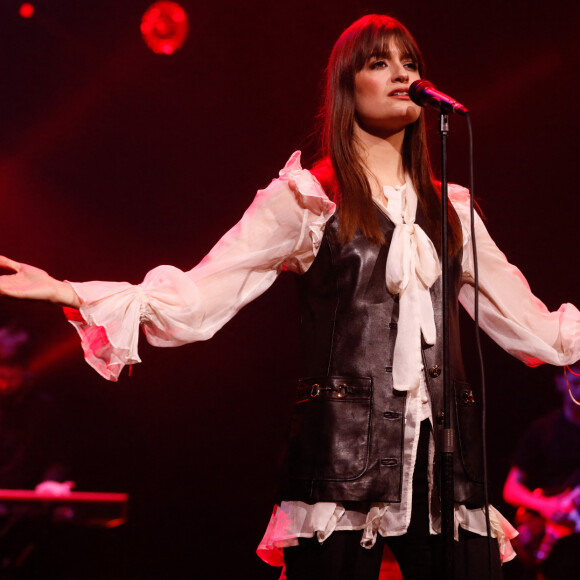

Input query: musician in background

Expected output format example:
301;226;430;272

503;363;580;579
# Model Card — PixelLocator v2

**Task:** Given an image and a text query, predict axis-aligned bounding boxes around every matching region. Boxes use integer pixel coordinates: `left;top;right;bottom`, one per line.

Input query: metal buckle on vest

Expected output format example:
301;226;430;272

309;383;348;398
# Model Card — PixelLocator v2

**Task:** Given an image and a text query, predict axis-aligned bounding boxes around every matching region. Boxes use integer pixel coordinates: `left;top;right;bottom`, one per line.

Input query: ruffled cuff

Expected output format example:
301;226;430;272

64;280;144;381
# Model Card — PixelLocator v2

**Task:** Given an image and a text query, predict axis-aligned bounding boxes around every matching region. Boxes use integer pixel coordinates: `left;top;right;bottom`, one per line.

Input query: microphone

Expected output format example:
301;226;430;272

409;80;469;116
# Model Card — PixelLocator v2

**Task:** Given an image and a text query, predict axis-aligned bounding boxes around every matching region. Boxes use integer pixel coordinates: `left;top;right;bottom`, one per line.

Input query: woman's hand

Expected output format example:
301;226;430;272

0;256;81;308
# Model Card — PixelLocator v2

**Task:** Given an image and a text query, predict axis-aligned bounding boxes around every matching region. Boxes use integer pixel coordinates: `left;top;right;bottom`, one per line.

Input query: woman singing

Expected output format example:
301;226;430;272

1;14;579;580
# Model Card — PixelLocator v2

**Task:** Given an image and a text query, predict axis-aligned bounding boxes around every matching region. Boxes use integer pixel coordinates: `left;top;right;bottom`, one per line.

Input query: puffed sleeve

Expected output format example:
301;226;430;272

449;184;580;366
64;152;336;381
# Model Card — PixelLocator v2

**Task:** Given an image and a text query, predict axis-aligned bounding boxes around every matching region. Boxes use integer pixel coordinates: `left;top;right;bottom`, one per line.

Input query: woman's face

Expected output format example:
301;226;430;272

354;42;421;135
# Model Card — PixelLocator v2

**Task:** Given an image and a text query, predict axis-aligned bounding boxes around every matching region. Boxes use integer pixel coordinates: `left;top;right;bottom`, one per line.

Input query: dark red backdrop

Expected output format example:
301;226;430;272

0;1;578;577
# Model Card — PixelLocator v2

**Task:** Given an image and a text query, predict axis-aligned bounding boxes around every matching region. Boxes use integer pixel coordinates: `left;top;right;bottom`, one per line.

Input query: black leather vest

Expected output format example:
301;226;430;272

280;203;485;508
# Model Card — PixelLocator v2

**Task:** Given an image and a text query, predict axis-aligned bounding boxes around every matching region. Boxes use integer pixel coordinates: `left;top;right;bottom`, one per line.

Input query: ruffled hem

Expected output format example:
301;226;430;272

257;503;347;568
257;502;519;568
455;504;519;563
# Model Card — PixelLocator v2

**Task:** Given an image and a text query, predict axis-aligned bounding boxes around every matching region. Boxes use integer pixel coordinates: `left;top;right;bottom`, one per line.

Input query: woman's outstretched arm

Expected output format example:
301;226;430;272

0;153;336;381
0;256;81;308
449;186;580;366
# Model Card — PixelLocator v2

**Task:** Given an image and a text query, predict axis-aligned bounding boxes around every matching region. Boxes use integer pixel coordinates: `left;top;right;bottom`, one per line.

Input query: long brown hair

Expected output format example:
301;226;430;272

312;14;462;255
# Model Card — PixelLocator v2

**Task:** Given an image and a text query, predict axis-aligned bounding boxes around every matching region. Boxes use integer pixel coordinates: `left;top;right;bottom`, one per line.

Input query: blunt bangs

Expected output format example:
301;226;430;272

336;15;425;81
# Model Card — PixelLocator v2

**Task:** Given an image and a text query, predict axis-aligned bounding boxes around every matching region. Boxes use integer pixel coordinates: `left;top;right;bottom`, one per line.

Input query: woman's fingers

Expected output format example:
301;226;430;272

0;259;50;300
0;256;21;274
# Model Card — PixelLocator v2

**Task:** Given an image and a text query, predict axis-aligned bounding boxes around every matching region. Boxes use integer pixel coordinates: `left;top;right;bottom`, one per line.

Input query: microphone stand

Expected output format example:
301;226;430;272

439;111;455;579
408;80;471;579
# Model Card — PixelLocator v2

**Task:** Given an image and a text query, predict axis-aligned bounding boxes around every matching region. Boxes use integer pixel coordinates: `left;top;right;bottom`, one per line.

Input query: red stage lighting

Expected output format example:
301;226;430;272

19;3;35;18
141;2;189;55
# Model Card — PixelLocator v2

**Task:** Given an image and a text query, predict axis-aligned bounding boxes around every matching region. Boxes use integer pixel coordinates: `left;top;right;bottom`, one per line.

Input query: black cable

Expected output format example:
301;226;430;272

465;112;494;576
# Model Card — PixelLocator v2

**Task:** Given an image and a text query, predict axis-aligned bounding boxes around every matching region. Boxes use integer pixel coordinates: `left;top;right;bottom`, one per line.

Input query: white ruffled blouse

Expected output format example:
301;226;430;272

64;152;580;569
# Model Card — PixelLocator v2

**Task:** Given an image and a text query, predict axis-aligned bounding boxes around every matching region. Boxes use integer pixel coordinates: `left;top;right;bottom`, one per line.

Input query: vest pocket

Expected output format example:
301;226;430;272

286;376;373;481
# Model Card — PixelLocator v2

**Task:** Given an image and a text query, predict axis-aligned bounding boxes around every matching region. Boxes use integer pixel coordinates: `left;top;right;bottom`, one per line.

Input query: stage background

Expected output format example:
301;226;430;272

0;0;578;577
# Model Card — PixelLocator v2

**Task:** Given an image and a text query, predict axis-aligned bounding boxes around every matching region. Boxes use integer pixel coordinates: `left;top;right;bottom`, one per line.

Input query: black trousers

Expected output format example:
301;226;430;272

283;421;503;580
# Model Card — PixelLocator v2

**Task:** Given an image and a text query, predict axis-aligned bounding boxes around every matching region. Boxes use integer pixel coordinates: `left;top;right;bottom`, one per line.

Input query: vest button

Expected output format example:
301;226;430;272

459;388;475;405
429;365;441;378
436;411;445;424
